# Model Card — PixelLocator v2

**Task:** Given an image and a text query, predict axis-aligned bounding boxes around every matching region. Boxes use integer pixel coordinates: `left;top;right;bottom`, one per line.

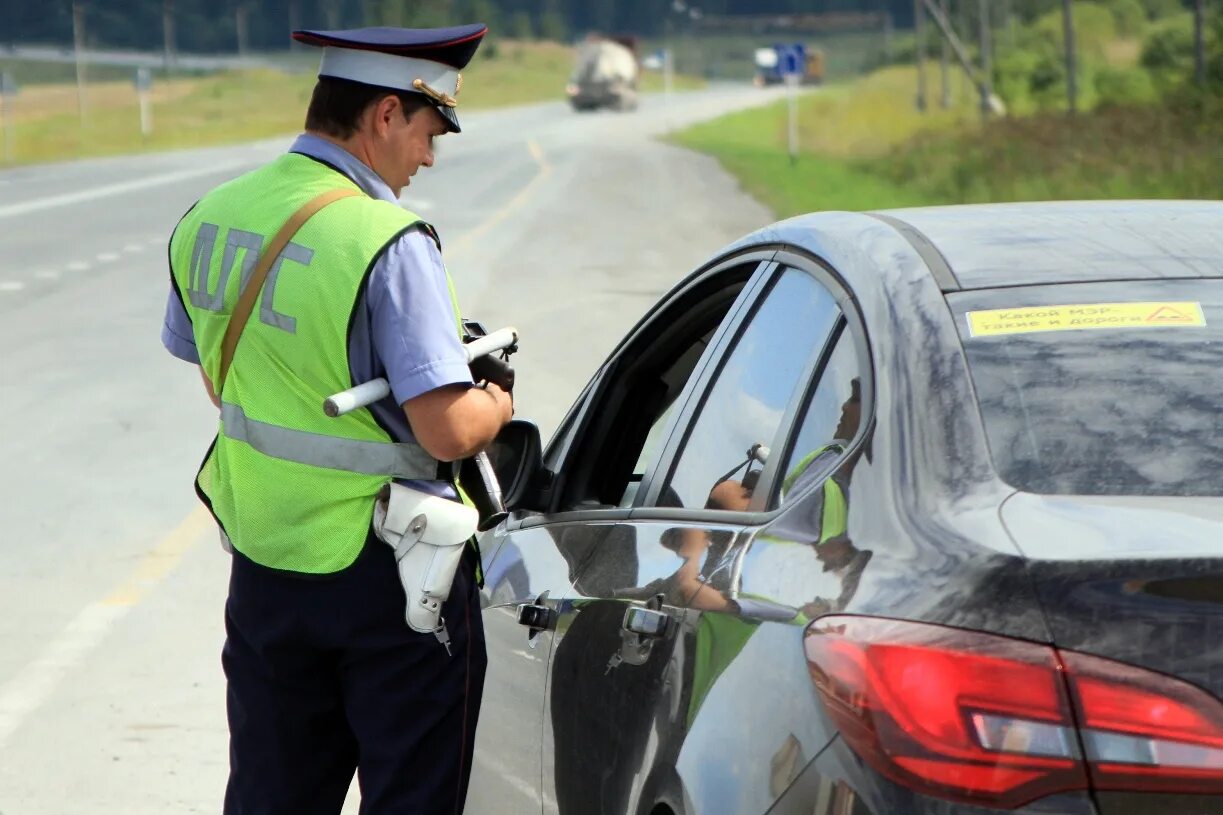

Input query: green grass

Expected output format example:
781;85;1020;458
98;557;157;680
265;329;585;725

673;105;934;213
671;61;1223;217
0;70;315;164
671;64;981;212
882;100;1223;203
0;40;706;166
459;40;576;108
0;58;156;85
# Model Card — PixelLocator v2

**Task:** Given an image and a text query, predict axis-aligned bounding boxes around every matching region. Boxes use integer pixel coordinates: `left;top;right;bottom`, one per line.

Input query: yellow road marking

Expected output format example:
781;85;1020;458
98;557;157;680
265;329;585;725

448;139;551;258
102;505;214;607
0;505;215;746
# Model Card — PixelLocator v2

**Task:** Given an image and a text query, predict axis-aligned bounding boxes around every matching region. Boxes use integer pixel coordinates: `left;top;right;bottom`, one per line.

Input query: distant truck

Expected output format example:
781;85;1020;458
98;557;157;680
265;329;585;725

753;44;825;86
567;35;639;112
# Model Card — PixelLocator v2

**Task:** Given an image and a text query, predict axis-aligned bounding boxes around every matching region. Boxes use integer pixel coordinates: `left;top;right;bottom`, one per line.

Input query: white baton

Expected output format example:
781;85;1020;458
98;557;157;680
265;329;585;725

323;379;392;417
462;327;517;363
323;326;518;417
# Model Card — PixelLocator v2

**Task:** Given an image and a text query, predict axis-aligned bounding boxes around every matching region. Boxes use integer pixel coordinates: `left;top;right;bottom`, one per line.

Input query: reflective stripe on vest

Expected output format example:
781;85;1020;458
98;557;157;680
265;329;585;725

221;402;438;479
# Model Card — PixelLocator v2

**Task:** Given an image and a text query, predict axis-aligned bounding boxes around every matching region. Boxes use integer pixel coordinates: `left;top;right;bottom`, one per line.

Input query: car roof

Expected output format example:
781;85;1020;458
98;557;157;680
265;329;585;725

872;200;1223;292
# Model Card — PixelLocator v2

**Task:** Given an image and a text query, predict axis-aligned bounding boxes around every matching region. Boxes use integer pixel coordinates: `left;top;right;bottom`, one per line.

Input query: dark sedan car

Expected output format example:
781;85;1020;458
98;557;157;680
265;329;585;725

467;201;1223;815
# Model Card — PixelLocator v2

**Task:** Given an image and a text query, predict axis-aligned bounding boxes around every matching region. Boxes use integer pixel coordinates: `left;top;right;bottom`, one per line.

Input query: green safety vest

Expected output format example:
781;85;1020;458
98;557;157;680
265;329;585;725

781;445;848;544
686;446;850;724
169;152;460;574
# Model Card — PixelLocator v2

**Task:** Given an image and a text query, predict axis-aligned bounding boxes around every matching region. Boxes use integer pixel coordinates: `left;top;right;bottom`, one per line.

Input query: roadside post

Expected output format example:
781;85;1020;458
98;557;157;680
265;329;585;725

778;43;804;165
662;47;673;104
72;1;88;127
0;72;16;163
134;67;154;138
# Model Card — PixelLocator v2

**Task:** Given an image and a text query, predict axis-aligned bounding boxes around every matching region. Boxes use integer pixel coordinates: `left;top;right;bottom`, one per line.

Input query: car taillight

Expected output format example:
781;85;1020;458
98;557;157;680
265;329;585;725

1063;650;1223;793
804;616;1223;809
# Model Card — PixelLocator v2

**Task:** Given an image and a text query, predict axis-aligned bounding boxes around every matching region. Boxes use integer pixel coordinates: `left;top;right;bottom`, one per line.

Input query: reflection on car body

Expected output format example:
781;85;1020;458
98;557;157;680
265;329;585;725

467;201;1223;815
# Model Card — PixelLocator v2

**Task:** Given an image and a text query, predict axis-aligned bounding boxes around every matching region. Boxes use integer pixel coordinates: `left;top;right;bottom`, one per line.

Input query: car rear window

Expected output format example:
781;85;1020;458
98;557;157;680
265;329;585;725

949;280;1223;497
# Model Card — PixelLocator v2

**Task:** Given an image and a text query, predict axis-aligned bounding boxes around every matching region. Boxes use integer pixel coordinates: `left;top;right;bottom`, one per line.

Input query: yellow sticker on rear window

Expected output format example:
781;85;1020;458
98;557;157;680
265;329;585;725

966;302;1206;337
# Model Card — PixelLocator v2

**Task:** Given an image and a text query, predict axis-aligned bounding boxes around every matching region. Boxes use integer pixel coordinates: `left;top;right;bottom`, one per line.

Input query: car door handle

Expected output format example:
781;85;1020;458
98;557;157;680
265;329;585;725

516;601;555;633
622;605;672;639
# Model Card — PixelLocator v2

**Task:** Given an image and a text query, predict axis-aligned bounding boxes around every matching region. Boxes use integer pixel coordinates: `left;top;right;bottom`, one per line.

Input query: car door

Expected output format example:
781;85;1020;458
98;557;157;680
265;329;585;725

540;263;848;815
466;521;583;815
469;253;775;815
686;315;874;815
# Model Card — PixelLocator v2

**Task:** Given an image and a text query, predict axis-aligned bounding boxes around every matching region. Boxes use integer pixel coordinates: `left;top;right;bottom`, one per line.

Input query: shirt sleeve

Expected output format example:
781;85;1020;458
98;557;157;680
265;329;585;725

369;229;473;404
161;286;200;364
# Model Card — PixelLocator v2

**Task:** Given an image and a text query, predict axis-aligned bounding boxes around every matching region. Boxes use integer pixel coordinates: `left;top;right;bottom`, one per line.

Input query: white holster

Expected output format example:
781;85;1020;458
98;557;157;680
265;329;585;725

372;483;479;635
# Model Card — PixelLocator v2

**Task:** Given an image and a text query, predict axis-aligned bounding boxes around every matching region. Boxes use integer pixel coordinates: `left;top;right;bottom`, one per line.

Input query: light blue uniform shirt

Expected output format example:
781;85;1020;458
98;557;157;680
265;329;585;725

161;134;472;497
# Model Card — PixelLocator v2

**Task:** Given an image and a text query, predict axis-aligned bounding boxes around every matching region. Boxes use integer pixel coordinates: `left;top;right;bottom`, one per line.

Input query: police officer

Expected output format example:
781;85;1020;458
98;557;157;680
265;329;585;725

159;23;510;815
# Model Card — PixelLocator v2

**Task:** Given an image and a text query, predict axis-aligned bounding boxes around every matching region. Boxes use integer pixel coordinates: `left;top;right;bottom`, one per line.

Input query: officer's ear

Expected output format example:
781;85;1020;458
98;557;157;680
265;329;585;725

367;94;401;137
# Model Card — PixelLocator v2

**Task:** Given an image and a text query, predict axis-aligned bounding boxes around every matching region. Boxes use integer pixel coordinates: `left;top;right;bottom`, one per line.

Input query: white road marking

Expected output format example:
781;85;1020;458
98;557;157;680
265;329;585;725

66;261;91;272
0;161;248;220
472;751;538;803
123;244;144;253
146;237;163;246
0;604;128;745
34;270;60;280
96;252;120;262
0;507;212;748
0;281;24;292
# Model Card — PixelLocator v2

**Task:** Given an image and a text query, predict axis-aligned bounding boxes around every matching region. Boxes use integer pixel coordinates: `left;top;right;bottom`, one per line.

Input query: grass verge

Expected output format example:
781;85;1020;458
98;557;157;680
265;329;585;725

0;40;703;166
671;64;980;212
671;64;1222;216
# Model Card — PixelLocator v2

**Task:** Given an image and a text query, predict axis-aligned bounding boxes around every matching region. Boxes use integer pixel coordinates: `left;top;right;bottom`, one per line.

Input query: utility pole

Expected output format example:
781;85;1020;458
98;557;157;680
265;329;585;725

958;0;970;100
1194;0;1207;87
0;72;16;163
289;0;302;50
978;0;993;116
72;1;87;128
915;0;927;112
1062;0;1077;113
1003;0;1016;49
939;0;950;107
236;3;250;57
883;10;893;63
921;0;992;112
163;0;178;72
324;0;344;30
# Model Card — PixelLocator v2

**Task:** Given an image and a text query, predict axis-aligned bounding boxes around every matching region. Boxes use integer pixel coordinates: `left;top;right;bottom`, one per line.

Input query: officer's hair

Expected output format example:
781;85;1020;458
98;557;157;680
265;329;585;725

305;77;433;139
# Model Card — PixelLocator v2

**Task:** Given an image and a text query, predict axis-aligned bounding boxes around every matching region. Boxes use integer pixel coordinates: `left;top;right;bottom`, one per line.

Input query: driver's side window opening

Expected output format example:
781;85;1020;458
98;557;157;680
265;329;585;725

621;333;716;507
558;266;757;513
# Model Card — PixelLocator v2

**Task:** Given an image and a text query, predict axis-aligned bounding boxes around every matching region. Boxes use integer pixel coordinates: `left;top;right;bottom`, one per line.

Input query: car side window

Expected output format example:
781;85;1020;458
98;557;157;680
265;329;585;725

616;328;718;507
555;263;759;513
776;326;863;504
657;269;841;511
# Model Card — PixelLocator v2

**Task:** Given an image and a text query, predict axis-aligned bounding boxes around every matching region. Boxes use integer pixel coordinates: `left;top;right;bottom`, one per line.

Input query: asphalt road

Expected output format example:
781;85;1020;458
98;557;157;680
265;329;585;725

0;84;783;813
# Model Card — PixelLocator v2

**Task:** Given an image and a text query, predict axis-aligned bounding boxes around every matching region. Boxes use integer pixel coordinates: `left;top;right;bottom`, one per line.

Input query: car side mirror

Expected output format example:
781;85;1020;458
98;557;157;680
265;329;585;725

487;419;548;512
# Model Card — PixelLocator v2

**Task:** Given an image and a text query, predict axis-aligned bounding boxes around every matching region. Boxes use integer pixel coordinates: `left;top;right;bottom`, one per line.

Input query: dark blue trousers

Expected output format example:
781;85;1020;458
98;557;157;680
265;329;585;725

222;534;486;815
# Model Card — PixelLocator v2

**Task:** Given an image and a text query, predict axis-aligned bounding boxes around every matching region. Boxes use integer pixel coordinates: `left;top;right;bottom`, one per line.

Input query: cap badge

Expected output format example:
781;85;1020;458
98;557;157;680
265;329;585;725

412;77;459;108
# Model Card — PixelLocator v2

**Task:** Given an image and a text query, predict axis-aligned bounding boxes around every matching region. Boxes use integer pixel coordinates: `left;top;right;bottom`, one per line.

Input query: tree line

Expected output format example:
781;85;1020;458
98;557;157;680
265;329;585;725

0;1;946;52
0;0;1195;54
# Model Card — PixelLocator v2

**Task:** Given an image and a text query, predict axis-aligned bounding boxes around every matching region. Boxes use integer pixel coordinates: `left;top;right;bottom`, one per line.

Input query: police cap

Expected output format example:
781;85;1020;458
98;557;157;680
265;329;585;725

292;24;488;133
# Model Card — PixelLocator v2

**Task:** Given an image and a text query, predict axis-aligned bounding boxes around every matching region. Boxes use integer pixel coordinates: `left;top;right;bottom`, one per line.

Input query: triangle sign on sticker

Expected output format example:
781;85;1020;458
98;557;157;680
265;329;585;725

1146;306;1194;323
